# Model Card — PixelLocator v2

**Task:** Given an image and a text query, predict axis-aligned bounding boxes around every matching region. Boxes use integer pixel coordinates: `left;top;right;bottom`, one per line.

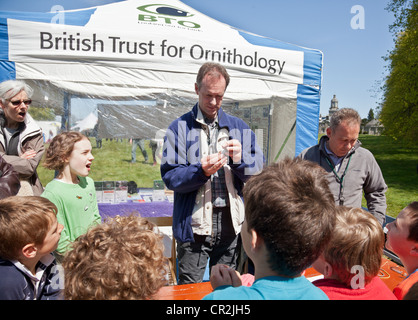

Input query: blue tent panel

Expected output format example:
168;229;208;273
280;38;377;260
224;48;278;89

295;84;320;156
0;61;15;81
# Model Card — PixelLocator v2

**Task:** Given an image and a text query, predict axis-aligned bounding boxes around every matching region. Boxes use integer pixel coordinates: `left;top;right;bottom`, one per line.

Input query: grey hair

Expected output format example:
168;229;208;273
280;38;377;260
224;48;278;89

0;80;33;104
329;108;361;132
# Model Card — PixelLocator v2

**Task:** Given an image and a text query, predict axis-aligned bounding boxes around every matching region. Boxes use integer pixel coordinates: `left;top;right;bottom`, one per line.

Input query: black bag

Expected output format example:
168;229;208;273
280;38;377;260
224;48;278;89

127;181;137;194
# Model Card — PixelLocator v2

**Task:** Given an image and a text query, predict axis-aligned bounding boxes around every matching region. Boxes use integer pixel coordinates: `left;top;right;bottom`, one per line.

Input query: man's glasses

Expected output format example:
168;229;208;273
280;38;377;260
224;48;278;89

7;99;32;106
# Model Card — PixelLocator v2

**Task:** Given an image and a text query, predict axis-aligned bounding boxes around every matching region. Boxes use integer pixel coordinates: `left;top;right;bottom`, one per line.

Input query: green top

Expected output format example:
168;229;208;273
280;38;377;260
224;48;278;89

42;176;101;254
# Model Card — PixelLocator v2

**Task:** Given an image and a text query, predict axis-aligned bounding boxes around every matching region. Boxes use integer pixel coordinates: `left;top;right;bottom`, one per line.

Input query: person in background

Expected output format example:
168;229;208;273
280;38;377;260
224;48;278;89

0;80;44;196
161;62;264;284
62;215;167;300
385;201;418;299
312;206;396;300
42;131;101;260
298;108;387;225
149;139;159;166
0;196;64;300
130;138;149;163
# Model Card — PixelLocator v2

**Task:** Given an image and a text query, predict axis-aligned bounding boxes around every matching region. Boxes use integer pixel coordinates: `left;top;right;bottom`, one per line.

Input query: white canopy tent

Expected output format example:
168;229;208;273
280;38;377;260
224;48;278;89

0;0;323;163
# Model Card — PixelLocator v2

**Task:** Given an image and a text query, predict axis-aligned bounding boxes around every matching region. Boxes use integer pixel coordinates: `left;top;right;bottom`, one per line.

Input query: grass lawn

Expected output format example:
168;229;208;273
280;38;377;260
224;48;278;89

38;135;417;218
358;135;418;218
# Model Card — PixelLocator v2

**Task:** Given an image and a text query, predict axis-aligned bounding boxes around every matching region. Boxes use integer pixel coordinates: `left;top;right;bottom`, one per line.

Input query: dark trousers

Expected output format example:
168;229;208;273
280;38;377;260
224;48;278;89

176;207;240;284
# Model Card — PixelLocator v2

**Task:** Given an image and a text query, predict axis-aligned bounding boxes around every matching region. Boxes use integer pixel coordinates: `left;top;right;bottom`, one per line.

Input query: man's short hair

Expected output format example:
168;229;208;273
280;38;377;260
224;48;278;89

329;108;361;132
196;62;230;90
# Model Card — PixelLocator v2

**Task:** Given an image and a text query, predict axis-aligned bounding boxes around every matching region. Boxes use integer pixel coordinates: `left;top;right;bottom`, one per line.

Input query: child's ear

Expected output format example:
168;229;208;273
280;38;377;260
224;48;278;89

323;261;333;278
21;243;38;259
250;229;264;251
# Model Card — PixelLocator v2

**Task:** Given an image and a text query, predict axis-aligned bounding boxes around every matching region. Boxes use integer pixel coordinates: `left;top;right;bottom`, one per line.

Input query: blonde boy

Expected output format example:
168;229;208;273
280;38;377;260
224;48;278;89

0;196;64;300
312;206;396;299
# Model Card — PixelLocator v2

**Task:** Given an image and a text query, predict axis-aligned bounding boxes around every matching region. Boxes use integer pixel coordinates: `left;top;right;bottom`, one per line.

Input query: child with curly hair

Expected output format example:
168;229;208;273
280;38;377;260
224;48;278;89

42;131;101;259
62;215;167;300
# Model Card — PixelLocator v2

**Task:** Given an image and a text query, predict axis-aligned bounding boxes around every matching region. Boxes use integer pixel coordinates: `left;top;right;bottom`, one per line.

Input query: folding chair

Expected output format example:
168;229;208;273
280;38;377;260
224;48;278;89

146;216;177;285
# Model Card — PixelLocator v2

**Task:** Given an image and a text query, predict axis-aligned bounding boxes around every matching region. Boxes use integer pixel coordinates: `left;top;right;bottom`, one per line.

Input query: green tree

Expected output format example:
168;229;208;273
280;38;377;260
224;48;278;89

28;106;56;121
380;0;418;146
367;108;375;122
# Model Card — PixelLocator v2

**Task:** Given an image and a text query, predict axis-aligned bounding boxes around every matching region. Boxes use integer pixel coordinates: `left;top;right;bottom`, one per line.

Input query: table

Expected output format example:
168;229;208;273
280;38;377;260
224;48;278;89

98;200;173;220
155;257;406;300
98;200;175;267
156;281;213;300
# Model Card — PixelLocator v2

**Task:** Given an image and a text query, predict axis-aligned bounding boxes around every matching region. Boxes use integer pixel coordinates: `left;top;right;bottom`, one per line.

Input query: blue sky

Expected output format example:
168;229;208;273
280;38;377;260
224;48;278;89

0;0;395;119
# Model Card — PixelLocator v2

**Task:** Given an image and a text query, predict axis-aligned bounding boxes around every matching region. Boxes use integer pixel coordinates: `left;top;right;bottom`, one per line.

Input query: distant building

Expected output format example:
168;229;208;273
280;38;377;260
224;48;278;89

364;119;384;135
329;94;339;118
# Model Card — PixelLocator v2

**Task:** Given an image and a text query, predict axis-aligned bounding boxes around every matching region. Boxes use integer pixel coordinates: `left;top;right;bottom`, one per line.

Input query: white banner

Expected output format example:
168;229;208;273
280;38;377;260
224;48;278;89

7;0;304;84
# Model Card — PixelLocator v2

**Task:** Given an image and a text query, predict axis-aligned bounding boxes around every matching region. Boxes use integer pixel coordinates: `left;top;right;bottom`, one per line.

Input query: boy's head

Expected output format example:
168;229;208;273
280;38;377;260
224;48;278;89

313;206;384;286
386;202;418;273
43;131;87;172
0;196;61;261
242;157;336;277
62;215;167;300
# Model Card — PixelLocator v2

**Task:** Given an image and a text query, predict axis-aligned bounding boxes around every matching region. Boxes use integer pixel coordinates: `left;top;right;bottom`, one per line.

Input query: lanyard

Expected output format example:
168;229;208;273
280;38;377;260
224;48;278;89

325;153;353;205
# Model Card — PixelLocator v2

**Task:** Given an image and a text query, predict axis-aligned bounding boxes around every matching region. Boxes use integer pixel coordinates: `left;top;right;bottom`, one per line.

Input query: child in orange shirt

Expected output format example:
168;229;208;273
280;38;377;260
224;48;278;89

385;201;418;299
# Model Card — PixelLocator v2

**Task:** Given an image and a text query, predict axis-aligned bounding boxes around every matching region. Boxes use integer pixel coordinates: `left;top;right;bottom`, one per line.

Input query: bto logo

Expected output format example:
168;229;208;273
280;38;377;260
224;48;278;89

137;4;201;28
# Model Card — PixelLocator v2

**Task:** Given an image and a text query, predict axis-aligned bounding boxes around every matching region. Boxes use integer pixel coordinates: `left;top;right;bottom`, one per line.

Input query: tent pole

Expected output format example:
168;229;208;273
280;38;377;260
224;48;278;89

273;120;296;162
61;92;71;132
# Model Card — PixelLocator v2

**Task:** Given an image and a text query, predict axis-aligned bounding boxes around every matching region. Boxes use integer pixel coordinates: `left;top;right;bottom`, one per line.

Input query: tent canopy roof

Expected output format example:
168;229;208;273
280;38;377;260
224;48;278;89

0;0;323;158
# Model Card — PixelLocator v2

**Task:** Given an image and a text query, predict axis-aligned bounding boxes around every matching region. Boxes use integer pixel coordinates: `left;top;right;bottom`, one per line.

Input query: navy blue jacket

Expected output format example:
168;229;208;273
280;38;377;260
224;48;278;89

0;256;62;300
161;104;264;242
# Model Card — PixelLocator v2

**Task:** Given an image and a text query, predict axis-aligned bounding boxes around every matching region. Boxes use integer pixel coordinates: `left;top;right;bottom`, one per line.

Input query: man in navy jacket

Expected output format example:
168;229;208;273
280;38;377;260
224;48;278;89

161;63;264;284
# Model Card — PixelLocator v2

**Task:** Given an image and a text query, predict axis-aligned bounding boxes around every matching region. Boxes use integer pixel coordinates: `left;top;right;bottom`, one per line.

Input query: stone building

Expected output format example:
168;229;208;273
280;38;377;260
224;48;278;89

364;119;384;135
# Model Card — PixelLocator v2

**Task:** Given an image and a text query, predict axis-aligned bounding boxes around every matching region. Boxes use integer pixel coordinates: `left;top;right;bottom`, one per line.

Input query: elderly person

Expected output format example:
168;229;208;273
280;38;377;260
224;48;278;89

0;80;44;196
299;108;387;225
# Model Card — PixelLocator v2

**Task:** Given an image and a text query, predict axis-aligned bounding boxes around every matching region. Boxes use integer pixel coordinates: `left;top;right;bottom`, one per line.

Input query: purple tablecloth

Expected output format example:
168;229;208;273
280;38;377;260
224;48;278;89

98;201;173;219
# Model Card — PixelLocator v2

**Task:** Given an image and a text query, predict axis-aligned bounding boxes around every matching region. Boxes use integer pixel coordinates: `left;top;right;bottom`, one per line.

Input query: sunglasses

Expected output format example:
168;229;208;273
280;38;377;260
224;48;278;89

7;99;32;106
